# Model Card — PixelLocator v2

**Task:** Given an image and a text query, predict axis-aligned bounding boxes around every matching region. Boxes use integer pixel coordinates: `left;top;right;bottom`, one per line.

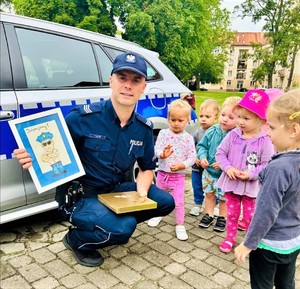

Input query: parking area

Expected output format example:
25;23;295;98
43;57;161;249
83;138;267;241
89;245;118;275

1;172;299;289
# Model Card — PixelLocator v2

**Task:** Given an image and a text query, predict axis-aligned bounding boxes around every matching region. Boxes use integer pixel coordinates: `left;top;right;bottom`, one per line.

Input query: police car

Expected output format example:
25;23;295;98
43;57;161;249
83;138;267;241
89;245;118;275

0;13;197;224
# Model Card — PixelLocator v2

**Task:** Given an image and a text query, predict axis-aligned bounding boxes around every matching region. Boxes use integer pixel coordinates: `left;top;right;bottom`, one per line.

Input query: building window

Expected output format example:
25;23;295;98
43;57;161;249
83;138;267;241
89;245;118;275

228;71;232;77
228;60;233;66
250;80;256;87
227;80;232;86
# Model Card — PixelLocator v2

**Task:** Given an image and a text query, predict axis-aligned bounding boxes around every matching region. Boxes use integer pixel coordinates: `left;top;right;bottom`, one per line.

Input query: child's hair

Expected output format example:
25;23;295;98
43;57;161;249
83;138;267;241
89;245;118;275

267;88;300;127
221;96;242;110
168;99;191;118
199;99;220;115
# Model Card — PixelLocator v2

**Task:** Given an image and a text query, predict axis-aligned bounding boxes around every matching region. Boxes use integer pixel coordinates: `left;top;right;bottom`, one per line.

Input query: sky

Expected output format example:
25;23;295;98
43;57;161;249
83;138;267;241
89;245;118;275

221;0;265;32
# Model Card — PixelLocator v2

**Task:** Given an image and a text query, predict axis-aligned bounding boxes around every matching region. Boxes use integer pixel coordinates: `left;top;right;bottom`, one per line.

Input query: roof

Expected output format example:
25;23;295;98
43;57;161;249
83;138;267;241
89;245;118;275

231;32;268;46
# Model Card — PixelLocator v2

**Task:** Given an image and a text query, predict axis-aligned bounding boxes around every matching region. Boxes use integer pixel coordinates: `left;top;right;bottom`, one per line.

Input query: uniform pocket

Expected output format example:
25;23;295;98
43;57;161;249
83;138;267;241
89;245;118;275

85;138;110;152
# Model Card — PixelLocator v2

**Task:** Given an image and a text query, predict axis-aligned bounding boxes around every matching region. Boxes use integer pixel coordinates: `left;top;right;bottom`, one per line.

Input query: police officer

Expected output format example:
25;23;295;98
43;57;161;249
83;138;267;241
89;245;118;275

14;52;175;267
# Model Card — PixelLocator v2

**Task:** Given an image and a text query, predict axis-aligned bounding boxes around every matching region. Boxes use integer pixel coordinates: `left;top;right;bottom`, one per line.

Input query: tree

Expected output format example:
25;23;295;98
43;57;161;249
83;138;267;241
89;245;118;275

121;0;232;83
12;0;117;36
235;0;300;88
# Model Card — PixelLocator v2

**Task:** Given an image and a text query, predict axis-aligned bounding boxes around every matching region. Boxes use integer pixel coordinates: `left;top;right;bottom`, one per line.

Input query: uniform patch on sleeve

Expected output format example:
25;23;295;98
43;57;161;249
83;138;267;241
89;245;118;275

78;102;104;115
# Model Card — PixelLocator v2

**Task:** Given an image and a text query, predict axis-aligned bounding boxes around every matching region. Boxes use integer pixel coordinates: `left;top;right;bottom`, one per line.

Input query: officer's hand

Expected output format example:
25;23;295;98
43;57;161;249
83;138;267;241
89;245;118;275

13;148;32;169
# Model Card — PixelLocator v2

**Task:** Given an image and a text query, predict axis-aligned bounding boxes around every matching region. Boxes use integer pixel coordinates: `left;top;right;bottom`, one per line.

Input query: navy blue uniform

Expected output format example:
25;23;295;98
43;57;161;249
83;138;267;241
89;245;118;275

59;99;175;251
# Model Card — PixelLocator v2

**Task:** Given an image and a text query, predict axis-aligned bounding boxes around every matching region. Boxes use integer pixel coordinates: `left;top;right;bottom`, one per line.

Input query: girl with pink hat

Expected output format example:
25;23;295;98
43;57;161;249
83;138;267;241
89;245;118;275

216;90;274;253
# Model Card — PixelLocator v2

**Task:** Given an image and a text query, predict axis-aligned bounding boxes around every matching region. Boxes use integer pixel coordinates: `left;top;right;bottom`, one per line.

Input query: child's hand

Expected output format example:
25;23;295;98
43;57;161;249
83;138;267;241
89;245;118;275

161;144;173;159
236;171;250;180
200;158;209;168
170;163;184;172
211;162;220;170
226;167;240;179
234;242;252;264
195;158;201;166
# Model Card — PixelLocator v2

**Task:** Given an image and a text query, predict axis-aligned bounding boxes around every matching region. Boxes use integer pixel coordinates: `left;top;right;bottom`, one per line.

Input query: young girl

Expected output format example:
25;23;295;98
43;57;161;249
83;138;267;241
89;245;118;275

216;89;274;253
147;99;196;240
190;99;219;216
198;96;241;232
235;89;300;289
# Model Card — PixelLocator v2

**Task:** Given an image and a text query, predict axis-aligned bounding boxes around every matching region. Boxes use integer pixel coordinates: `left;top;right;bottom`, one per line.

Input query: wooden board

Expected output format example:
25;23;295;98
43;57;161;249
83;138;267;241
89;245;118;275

98;191;157;214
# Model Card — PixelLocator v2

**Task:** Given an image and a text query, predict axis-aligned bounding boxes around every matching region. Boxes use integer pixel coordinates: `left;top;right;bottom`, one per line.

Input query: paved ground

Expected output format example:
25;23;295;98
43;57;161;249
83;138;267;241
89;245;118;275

1;173;299;289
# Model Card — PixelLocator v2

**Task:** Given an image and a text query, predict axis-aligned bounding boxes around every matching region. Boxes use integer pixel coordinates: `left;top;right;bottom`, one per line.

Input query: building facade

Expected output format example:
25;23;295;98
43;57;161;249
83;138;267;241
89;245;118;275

207;32;300;92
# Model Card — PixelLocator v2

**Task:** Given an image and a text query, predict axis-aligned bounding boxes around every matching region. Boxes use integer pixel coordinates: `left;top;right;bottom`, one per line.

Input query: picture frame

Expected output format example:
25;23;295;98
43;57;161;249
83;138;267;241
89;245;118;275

9;108;85;194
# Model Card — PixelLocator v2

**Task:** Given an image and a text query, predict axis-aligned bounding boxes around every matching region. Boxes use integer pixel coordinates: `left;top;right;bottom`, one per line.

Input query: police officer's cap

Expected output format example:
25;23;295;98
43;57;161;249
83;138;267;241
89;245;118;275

111;53;147;78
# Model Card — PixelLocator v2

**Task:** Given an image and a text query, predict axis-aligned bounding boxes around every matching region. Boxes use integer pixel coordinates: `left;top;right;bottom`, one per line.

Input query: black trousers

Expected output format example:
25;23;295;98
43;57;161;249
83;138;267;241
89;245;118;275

249;248;300;289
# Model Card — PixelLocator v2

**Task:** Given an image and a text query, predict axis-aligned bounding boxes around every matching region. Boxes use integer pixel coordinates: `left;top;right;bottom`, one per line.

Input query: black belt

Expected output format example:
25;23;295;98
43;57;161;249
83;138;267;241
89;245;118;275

82;185;116;197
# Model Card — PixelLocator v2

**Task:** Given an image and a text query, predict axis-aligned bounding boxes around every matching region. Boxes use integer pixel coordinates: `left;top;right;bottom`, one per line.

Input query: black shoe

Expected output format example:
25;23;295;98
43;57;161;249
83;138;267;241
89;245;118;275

63;231;104;267
199;214;214;228
214;216;226;232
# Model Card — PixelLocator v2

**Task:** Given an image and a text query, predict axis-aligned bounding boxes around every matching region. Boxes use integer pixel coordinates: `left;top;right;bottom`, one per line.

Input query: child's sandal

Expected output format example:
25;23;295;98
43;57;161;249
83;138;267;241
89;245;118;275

219;240;234;253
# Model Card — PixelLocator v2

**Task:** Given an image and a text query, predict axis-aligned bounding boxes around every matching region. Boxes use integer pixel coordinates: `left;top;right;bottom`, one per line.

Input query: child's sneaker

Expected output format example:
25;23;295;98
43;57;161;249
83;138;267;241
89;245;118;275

238;219;246;231
214;216;226;232
175;225;188;241
219;239;234;253
199;214;214;228
190;206;203;216
147;217;162;227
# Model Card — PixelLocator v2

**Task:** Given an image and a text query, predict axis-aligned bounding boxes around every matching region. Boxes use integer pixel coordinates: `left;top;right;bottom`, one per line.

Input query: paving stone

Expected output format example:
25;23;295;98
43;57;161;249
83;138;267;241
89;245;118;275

0;232;17;243
159;275;193;289
211;271;236;287
8;255;32;268
0;262;16;279
29;247;56;264
132;279;160;289
109;246;129;259
206;254;237;274
18;263;48;282
142;266;165;281
149;240;176;255
43;259;73;278
87;269;119;289
164;262;187;275
169;251;191;263
59;273;87;288
1;275;31;289
121;254;151;271
181;271;223;289
0;242;25;254
111;264;143;285
32;276;59;289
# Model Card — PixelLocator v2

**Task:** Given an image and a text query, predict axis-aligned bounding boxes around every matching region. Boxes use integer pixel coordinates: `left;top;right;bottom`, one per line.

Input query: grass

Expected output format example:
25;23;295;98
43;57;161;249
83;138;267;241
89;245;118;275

193;91;244;114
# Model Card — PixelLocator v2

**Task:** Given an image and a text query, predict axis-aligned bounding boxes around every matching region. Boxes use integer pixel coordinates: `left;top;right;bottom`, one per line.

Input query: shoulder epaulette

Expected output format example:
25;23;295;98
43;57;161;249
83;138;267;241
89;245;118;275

78;101;105;115
136;113;153;129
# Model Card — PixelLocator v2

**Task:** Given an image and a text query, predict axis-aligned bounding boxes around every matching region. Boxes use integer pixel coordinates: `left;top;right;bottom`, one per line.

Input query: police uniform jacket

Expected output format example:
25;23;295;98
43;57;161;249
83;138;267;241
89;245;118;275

65;99;155;194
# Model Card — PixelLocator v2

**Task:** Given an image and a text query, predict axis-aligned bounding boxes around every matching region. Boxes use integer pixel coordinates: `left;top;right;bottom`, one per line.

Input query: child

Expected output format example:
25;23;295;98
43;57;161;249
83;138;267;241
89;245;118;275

237;87;284;231
147;99;196;240
190;99;219;216
234;89;300;289
198;96;241;232
216;89;274;253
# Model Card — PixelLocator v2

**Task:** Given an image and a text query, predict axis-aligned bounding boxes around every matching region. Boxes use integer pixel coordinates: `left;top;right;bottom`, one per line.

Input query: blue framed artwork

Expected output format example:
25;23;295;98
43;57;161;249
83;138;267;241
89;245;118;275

9;108;85;194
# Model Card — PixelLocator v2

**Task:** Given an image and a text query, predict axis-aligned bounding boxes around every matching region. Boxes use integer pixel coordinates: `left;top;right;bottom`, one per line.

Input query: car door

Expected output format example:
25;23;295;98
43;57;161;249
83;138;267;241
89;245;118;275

3;22;112;206
0;23;27;211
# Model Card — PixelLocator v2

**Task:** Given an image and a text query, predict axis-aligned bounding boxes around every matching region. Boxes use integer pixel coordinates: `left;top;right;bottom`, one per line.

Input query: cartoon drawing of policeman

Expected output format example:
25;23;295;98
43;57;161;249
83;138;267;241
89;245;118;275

36;132;66;177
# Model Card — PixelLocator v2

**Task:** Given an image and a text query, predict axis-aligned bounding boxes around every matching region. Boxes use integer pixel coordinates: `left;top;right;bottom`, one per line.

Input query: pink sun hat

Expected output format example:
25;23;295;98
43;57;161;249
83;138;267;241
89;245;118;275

265;88;284;102
238;89;270;120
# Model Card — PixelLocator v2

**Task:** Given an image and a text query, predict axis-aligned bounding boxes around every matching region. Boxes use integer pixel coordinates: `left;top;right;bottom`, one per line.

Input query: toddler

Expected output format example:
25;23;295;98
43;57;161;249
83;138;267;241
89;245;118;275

235;89;300;289
147;99;196;240
190;99;219;216
216;89;274;253
197;96;241;232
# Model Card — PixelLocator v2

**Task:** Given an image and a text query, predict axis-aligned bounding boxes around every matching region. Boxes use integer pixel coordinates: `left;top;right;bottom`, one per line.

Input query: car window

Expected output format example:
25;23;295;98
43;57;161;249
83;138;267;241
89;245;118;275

103;46;161;81
94;45;112;86
15;28;100;88
0;23;13;90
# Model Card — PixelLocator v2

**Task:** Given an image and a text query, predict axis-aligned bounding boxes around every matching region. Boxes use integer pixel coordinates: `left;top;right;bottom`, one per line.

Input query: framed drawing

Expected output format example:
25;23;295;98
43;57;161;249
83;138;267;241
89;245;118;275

9;108;85;194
